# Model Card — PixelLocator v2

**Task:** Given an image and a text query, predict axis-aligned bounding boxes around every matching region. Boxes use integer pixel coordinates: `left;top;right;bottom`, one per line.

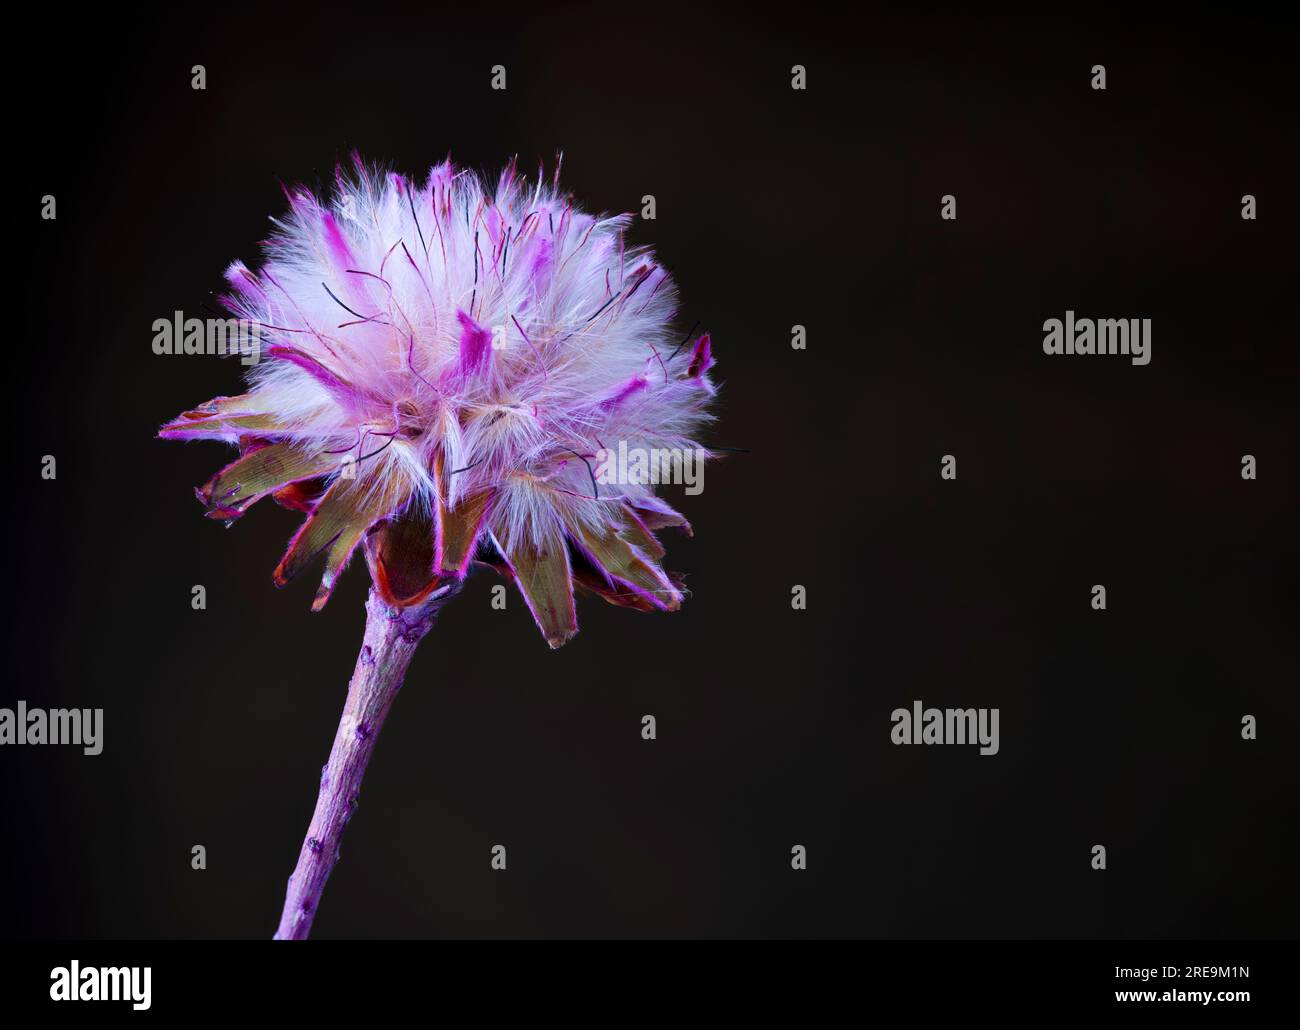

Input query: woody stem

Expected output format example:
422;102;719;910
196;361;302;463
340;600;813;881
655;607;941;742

273;585;454;940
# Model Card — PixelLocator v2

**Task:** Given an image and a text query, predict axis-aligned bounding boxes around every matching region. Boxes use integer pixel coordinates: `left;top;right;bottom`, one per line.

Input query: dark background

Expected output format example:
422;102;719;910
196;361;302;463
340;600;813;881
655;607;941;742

5;6;1296;939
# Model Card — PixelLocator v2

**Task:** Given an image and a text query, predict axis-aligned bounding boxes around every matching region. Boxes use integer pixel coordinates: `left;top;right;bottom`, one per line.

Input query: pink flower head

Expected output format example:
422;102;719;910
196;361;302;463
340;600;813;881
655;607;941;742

161;155;718;647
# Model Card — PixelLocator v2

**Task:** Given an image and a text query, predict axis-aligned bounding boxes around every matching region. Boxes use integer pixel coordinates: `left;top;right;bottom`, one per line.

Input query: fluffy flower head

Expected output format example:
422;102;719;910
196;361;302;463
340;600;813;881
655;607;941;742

161;155;718;647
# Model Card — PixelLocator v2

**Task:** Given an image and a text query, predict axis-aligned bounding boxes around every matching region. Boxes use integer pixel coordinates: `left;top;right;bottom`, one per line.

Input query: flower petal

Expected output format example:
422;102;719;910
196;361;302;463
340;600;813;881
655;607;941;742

364;505;442;608
626;494;693;535
571;523;682;612
686;332;714;380
438;489;494;579
617;504;666;560
493;531;577;649
271;478;330;514
273;476;411;611
570;564;659;613
159;394;289;442
453;309;493;382
196;443;337;520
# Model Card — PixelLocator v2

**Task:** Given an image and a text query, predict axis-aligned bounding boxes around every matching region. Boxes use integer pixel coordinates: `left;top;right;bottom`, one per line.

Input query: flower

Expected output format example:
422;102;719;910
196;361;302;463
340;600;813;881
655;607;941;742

160;155;717;648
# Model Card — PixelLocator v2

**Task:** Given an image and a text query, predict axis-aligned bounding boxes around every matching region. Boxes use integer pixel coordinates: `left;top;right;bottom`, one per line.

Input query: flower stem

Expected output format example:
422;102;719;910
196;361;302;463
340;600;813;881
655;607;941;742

273;585;454;940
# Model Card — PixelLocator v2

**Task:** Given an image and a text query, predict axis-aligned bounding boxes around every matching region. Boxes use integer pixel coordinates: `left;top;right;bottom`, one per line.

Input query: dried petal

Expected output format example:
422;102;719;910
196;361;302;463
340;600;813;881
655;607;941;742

572;522;682;611
159;394;290;442
626;494;693;535
196;443;337;520
273;476;412;611
617;504;666;560
438;489;494;578
495;531;577;649
365;505;441;608
272;478;330;514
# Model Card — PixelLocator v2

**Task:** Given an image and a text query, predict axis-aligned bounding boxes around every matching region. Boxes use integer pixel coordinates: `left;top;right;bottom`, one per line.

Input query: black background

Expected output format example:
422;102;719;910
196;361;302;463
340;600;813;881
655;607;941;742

5;6;1296;939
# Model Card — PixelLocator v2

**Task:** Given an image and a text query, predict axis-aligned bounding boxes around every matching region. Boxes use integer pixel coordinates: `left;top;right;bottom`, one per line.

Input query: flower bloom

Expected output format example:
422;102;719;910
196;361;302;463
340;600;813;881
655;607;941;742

160;156;717;647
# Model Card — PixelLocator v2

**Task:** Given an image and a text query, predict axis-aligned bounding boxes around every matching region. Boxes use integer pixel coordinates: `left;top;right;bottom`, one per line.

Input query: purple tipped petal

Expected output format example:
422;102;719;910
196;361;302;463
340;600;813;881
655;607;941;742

528;237;554;293
599;373;649;412
267;345;351;397
320;210;356;271
687;333;714;379
224;261;265;301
